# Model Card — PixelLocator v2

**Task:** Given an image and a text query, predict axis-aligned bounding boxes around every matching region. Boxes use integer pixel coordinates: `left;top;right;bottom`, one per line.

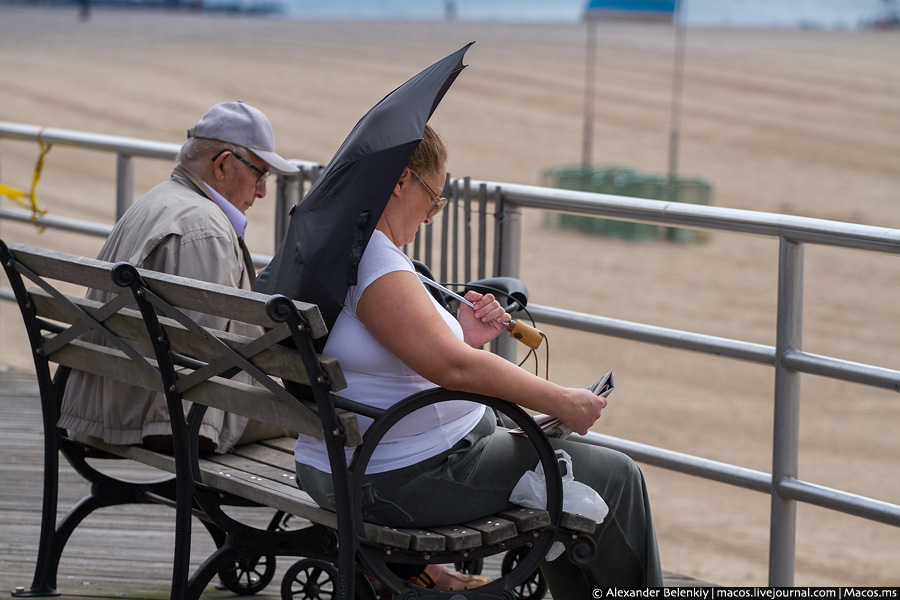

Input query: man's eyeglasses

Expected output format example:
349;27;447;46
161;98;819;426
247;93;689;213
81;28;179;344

410;170;448;218
212;150;270;186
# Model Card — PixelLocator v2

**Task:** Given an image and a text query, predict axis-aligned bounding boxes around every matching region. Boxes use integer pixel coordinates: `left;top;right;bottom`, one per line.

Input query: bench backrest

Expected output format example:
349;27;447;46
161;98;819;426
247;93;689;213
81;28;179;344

1;241;360;446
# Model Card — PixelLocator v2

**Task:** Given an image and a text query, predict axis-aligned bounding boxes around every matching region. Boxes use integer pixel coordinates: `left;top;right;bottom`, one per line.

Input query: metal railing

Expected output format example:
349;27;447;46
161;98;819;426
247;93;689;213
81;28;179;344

2;121;898;586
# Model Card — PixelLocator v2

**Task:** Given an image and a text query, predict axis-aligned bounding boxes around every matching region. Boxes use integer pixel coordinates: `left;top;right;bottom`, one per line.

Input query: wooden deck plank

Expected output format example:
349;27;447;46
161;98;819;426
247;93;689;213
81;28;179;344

0;365;714;598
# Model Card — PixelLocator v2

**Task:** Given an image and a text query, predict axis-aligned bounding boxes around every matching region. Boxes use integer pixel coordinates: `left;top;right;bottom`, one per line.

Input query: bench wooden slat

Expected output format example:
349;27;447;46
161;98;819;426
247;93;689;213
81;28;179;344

197;463;343;530
364;526;412;550
230;442;296;471
49;337;164;393
205;447;298;487
78;437;178;472
561;511;599;535
426;525;483;551
11;243;328;338
497;507;552;533
30;289;149;347
260;436;296;453
30;288;348;393
462;516;518;546
11;243;123;294
397;528;446;552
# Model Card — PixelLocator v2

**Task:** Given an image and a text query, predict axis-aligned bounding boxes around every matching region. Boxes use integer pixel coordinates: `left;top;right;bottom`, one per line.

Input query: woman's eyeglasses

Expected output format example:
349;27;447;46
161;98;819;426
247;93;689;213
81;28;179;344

212;149;270;186
410;170;448;218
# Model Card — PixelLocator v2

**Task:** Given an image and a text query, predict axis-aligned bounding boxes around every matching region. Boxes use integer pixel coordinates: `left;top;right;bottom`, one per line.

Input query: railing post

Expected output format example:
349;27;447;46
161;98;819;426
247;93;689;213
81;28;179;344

115;152;134;221
496;190;522;280
496;187;522;362
275;173;300;252
769;235;804;586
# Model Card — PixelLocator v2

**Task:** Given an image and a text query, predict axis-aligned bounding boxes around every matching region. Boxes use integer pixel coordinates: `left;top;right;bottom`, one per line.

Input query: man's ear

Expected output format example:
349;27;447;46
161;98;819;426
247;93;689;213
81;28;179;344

211;150;230;181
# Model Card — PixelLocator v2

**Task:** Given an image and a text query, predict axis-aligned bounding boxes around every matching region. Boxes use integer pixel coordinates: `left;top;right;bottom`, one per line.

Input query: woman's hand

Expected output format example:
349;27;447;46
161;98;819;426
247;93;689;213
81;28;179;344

558;388;608;436
458;290;509;348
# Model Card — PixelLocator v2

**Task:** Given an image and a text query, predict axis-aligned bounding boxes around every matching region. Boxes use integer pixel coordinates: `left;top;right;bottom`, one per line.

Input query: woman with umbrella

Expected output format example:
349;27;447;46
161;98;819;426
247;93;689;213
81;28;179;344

284;125;663;593
257;45;663;594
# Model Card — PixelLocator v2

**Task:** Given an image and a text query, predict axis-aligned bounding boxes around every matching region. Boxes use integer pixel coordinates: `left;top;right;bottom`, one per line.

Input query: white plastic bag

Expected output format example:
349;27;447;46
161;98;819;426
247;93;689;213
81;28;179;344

509;449;608;560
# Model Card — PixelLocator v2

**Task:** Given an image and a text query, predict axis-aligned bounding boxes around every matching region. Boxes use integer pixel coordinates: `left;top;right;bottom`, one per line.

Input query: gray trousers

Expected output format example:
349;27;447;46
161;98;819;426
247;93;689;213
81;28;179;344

295;412;664;596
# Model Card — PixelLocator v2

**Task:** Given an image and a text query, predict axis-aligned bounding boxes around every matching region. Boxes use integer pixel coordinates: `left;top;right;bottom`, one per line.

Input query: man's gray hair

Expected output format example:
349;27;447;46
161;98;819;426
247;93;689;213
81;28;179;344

176;137;250;166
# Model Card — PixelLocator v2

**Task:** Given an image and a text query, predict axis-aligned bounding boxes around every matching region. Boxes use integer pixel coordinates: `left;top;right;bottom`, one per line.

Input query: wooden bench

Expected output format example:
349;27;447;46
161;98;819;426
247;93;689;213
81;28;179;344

0;239;599;600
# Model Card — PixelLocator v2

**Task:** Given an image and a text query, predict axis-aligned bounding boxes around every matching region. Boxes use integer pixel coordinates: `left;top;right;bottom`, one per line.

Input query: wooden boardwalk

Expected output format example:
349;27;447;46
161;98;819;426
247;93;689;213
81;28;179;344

0;365;713;599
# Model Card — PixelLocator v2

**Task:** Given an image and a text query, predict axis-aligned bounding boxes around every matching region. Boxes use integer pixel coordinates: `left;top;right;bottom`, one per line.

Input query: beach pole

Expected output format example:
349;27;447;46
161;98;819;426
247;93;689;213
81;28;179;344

582;19;599;168
667;0;688;181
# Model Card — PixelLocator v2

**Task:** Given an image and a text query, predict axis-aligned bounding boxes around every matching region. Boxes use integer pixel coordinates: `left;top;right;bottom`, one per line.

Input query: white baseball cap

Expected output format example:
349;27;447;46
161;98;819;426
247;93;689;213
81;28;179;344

187;101;299;175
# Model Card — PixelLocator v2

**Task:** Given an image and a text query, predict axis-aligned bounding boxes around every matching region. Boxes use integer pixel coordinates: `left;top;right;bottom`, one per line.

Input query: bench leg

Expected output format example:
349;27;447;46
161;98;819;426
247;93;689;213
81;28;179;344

184;545;238;600
15;467;179;597
180;508;283;600
13;360;65;597
14;493;109;597
12;444;63;598
169;464;197;600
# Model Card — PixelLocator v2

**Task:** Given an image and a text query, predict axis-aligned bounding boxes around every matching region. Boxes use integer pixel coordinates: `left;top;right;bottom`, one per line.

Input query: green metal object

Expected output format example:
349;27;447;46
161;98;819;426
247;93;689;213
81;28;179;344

540;166;712;242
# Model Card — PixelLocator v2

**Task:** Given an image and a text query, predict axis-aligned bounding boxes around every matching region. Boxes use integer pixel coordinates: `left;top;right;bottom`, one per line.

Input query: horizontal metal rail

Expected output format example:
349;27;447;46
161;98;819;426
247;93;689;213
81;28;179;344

775;478;900;528
781;348;900;392
0;121;181;158
528;303;776;366
493;181;900;254
0;205;114;238
575;431;773;495
0;121;324;170
527;303;900;391
577;432;900;528
0;206;273;270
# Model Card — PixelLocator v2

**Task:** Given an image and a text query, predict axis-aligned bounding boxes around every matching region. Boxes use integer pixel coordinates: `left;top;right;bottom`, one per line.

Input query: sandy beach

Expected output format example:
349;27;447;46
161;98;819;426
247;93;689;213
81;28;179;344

0;6;898;587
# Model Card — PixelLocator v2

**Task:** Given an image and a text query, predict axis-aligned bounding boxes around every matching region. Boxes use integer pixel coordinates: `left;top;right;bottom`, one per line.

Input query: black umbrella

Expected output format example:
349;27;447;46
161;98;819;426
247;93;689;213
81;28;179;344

255;43;473;337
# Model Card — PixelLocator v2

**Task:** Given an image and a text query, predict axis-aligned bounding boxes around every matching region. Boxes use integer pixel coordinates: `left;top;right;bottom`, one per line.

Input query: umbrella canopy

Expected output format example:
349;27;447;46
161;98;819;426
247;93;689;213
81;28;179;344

255;43;473;336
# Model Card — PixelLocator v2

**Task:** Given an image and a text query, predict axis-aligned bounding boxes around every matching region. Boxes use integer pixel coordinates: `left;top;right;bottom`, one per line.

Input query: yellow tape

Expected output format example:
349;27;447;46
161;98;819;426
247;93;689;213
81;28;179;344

0;182;27;202
0;128;51;231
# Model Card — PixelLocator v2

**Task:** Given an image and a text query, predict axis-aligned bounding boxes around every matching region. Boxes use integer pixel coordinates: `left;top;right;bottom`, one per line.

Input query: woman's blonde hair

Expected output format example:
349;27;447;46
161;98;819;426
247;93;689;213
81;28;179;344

406;125;447;179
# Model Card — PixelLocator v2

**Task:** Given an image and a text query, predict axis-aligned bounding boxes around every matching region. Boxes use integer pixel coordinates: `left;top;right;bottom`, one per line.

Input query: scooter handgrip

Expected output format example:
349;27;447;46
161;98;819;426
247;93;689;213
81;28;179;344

505;319;544;350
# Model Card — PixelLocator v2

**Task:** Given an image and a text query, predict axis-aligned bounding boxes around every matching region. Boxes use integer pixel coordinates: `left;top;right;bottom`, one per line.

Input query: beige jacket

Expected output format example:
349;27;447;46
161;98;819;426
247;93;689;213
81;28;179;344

58;166;260;453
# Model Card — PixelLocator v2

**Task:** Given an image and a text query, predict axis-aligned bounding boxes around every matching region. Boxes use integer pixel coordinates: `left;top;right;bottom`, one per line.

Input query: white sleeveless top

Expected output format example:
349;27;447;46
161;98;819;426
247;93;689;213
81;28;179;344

293;230;485;474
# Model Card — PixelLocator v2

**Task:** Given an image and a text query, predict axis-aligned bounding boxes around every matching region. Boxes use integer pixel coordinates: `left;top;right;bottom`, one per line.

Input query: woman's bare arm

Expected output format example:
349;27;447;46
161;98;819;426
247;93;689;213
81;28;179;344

356;269;606;435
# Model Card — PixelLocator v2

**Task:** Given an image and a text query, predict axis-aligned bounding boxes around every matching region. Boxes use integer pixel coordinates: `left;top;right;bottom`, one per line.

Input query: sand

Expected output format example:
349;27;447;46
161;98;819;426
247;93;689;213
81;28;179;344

1;6;898;587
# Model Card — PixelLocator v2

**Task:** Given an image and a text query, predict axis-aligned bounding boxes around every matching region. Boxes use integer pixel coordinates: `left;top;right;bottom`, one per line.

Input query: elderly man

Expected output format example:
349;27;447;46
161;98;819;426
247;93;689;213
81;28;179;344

59;101;298;453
